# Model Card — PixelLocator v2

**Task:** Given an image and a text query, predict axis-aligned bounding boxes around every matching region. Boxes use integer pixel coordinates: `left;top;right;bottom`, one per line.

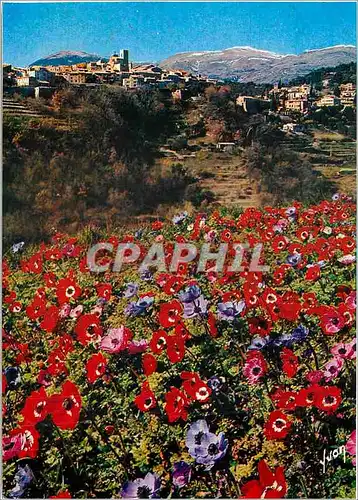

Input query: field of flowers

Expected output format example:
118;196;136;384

2;195;356;499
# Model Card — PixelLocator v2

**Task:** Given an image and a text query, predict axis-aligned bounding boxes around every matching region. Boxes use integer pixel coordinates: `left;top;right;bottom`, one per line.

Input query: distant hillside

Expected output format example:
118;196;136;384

161;45;356;83
289;62;356;86
30;50;105;66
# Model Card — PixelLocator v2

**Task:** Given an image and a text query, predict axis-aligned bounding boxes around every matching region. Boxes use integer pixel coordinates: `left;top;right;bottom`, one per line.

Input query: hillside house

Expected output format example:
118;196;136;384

316;95;341;107
282;123;305;133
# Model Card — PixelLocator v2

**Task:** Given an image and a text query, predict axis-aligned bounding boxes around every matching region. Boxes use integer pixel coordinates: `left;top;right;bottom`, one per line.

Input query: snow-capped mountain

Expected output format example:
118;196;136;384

160;45;356;83
30;51;105;66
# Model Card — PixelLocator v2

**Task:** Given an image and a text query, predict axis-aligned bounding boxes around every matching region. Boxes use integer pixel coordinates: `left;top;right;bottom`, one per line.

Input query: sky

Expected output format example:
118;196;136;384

3;1;357;66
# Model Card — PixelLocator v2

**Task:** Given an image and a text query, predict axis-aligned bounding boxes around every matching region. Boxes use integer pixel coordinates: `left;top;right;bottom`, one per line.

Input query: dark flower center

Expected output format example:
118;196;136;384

275;419;285;429
325;396;335;405
252;367;261;375
195;431;204;445
36;402;45;413
208;443;219;456
137;486;151;498
4;441;16;451
338;348;346;355
145;398;152;407
111;338;120;345
307;393;314;403
331;318;339;326
63;398;74;410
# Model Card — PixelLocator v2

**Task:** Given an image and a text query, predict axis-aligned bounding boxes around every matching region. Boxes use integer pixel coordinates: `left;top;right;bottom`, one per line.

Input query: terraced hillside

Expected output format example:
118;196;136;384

3;97;42;118
183;149;261;208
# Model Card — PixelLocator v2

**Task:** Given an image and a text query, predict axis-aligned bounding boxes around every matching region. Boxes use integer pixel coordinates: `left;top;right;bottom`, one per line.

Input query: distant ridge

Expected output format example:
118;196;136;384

30;50;105;66
160;45;356;83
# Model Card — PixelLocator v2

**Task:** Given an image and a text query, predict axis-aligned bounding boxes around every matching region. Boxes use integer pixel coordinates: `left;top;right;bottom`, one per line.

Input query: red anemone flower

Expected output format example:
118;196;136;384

96;283;112;301
241;460;287;498
305;265;321;281
275;391;299;411
165;387;189;423
20;387;49;425
297;384;321;407
142;353;158;376
26;295;47;321
315;385;342;414
40;305;60;333
248;317;272;337
50;490;72;499
264;410;292;440
280;348;299;378
10;425;40;459
75;314;103;346
149;330;168;354
56;277;82;305
180;372;211;403
320;307;345;335
86;352;108;383
158;300;182;328
49;381;82;430
134;382;156;412
166;335;185;364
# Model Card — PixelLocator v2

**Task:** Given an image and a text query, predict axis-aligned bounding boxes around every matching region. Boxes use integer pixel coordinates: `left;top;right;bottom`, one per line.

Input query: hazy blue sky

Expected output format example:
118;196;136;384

3;2;356;66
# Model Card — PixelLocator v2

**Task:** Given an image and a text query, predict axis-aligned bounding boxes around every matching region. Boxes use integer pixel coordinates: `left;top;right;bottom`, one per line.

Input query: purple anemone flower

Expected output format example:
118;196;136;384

178;285;202;303
125;296;154;317
273;334;294;348
185;420;228;470
207;376;225;393
291;325;309;342
172;212;188;225
8;465;34;498
285;206;296;217
123;283;139;298
121;472;160;498
183;295;208;319
5;367;21;389
135;230;143;239
217;300;245;321
140;269;153;282
248;336;270;350
286;253;302;267
172;461;191;488
185;419;210;451
11;241;25;254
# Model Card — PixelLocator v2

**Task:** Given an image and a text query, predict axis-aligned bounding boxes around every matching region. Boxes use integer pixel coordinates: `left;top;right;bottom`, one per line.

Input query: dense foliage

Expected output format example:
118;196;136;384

3;195;356;498
290;63;357;88
243;144;335;204
3;87;200;246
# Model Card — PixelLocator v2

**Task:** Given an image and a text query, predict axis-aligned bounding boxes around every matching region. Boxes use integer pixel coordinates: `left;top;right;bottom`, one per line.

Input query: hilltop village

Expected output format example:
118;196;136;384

3;49;356;113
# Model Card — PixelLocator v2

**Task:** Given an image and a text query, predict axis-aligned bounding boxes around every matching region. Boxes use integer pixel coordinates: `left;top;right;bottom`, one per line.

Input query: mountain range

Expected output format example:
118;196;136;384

30;45;356;83
31;50;104;66
160;45;356;83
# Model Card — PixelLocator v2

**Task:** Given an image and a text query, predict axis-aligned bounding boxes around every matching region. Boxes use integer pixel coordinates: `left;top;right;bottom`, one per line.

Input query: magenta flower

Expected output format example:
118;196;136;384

346;430;356;466
323;357;344;381
331;341;356;360
3;434;25;461
100;326;133;354
59;303;71;319
306;370;324;383
127;339;148;354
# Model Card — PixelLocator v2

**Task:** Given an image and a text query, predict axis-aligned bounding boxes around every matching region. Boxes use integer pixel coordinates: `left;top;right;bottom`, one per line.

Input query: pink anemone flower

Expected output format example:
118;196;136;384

100;326;133;354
